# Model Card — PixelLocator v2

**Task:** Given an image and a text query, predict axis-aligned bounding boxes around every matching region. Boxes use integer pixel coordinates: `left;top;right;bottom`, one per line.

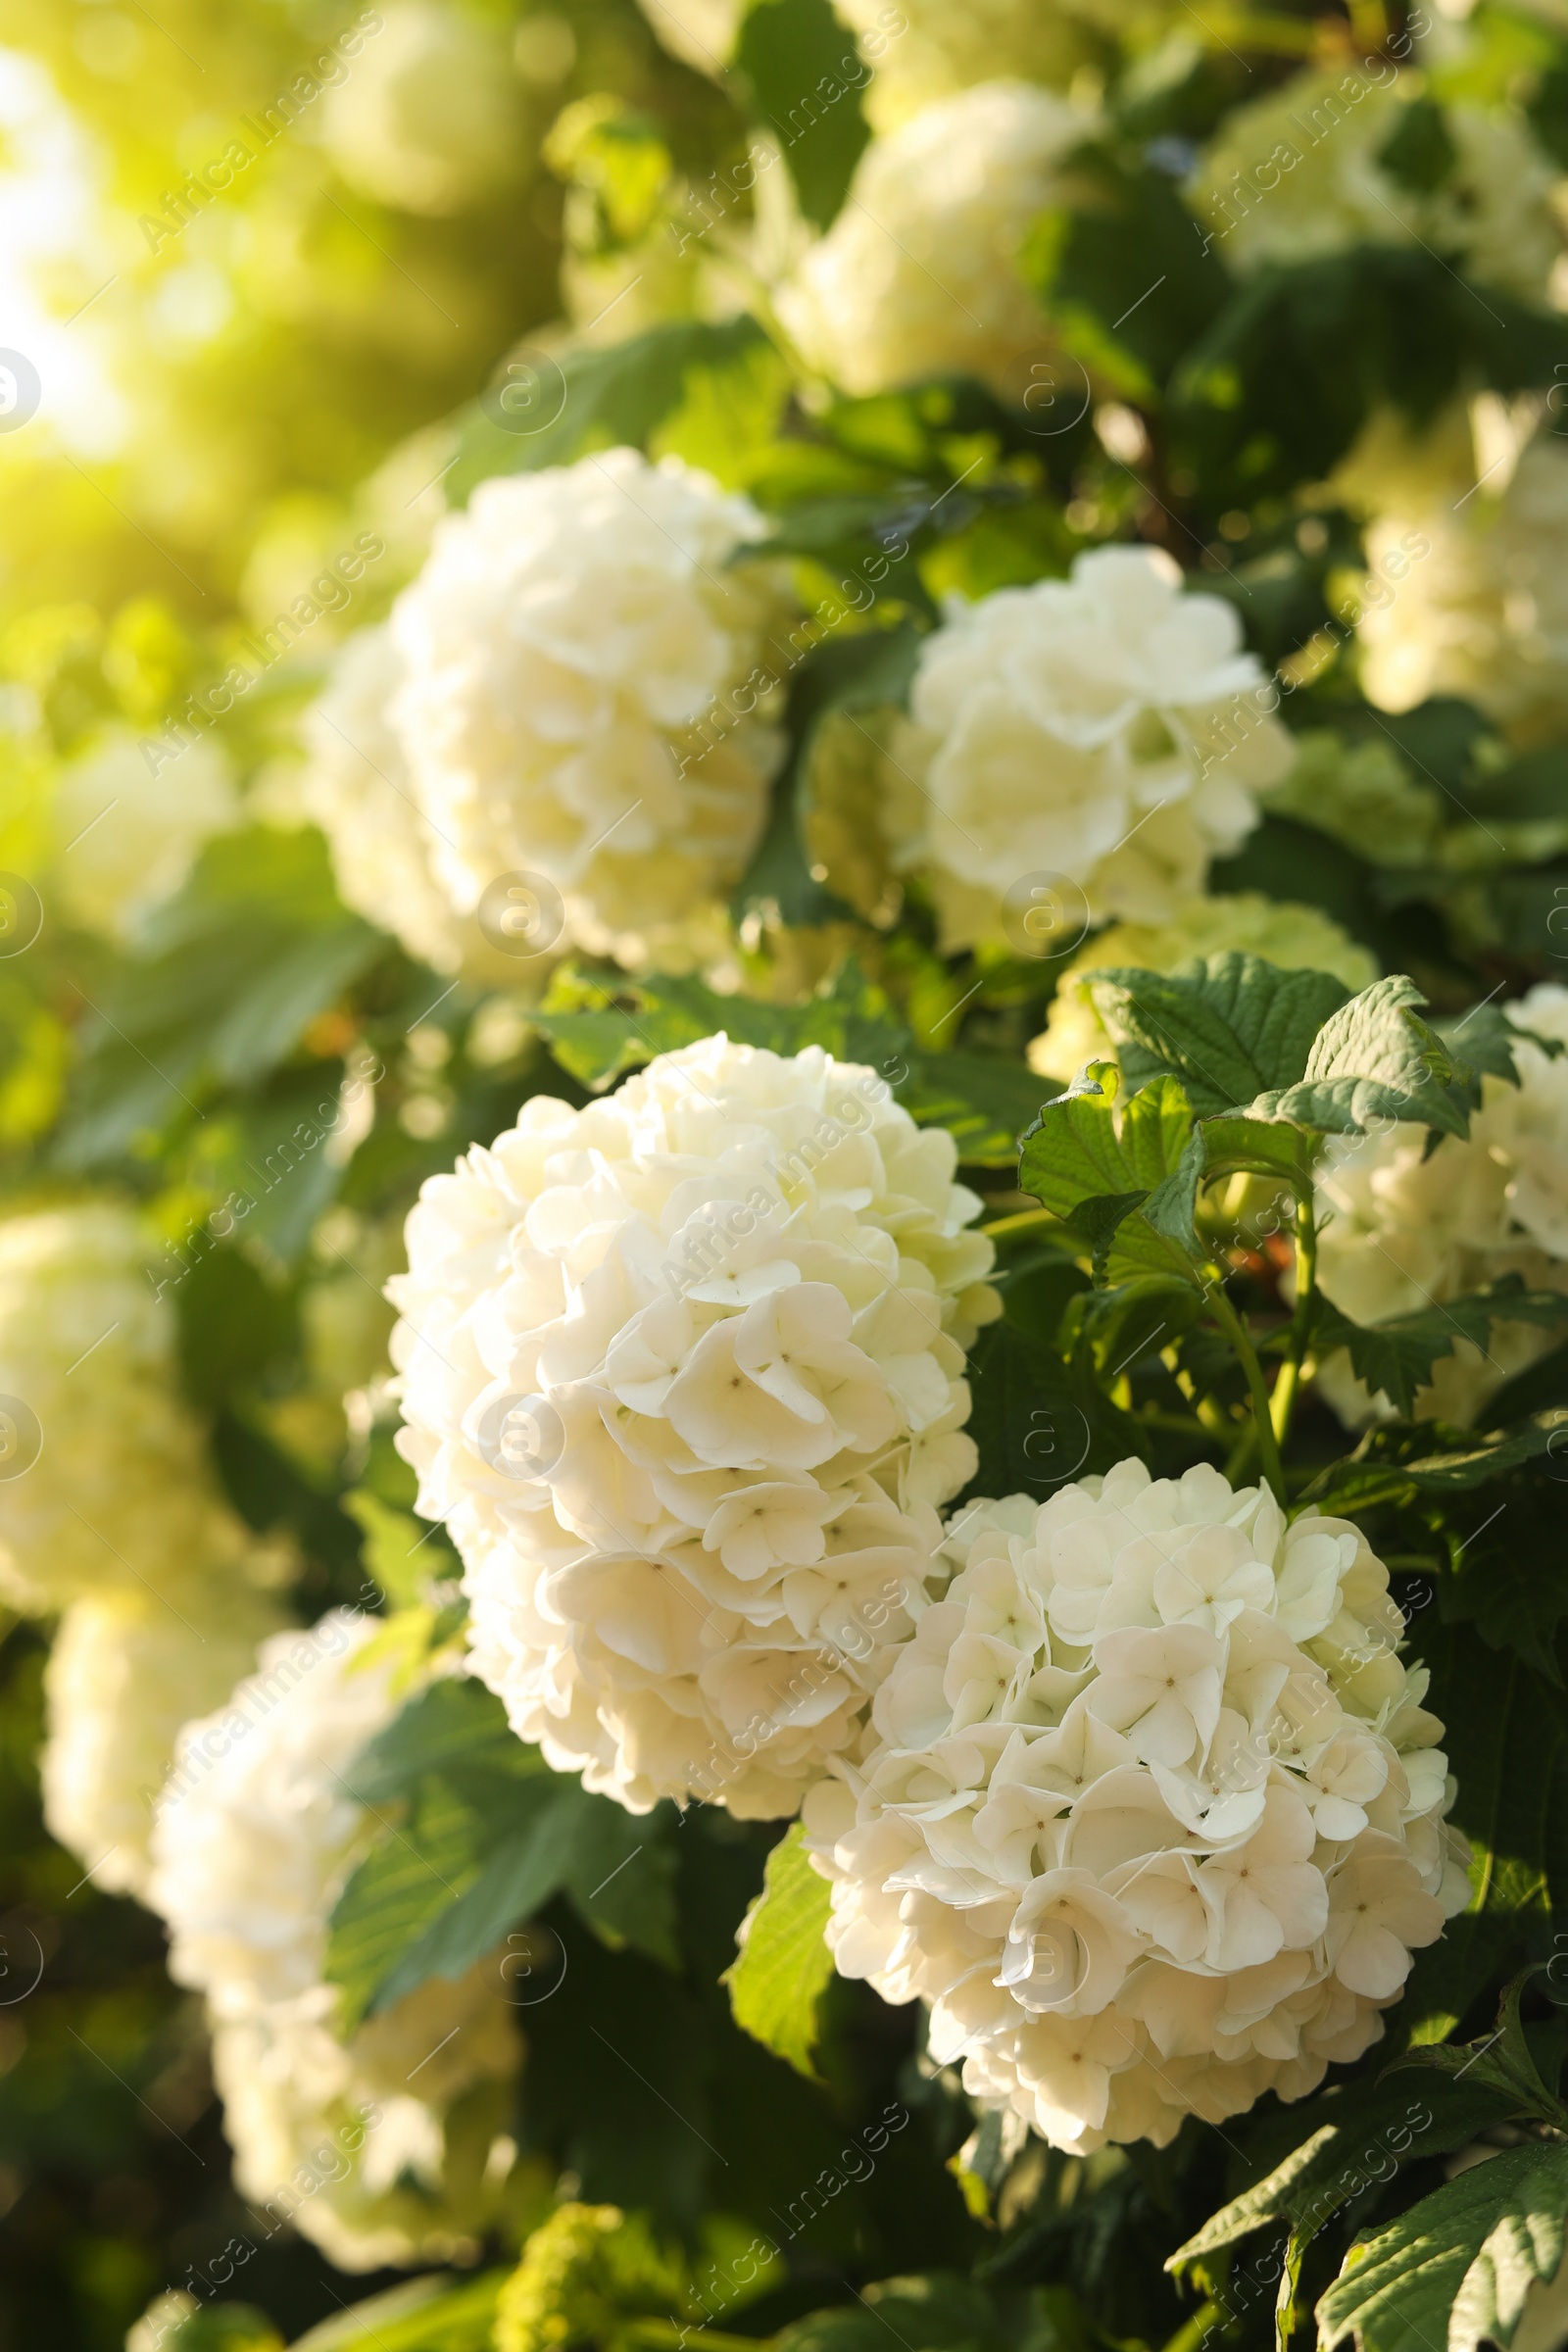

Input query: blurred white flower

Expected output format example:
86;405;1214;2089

805;1461;1464;2155
1188;69;1564;305
389;1036;1000;1817
885;547;1292;952
51;725;237;942
833;0;1099;130
1313;985;1568;1425
148;1612;525;2272
777;81;1089;402
389;449;790;972
1341;407;1568;739
0;1204;271;1615
633;0;745;74
318;1;527;216
1028;894;1377;1083
42;1580;286;1899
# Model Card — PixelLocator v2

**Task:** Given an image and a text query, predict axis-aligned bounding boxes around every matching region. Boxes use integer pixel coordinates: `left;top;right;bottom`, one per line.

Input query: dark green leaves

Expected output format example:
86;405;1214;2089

732;0;869;229
1315;2142;1568;2352
325;1682;679;2028
722;1823;834;2080
1313;1284;1568;1420
59;828;382;1165
1086;954;1350;1114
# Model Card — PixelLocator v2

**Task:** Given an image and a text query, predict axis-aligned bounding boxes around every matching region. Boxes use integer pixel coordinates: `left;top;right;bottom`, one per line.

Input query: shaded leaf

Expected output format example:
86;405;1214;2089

1313;1286;1568;1419
1087;955;1349;1115
1315;2142;1568;2352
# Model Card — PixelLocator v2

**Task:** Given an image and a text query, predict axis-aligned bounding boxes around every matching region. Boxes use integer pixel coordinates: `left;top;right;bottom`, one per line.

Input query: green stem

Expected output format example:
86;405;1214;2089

1271;1180;1319;1454
1206;1284;1288;1504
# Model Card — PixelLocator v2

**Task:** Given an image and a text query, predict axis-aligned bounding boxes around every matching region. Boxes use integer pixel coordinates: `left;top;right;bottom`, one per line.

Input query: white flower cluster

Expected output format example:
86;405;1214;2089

1188;70;1565;307
1314;985;1568;1426
389;1036;999;1818
832;0;1098;129
0;1204;272;1615
1345;410;1568;739
1027;894;1377;1084
384;449;788;972
301;624;518;982
883;547;1292;951
778;81;1088;402
51;726;237;943
148;1612;525;2272
804;1461;1466;2155
318;1;526;216
42;1581;286;1900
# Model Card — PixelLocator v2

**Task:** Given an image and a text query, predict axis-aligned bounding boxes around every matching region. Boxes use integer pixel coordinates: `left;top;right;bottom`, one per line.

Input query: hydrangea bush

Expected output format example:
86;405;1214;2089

10;4;1568;2350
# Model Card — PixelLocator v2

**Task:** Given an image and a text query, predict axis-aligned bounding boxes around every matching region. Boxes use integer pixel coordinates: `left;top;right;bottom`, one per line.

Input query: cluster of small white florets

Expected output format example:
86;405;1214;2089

42;1582;286;1900
804;1461;1467;2156
389;1036;1000;1817
0;1204;270;1616
148;1613;524;2272
1339;406;1568;740
379;448;789;973
1188;69;1565;307
882;547;1293;951
778;81;1089;403
1314;985;1568;1426
318;0;526;216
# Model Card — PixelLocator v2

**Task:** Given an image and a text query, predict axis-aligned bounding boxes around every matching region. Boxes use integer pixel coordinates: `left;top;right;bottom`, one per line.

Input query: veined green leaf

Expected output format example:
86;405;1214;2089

1018;1067;1201;1283
722;1823;834;2081
1313;1282;1568;1419
1315;2142;1568;2352
1087;954;1350;1115
1250;975;1473;1139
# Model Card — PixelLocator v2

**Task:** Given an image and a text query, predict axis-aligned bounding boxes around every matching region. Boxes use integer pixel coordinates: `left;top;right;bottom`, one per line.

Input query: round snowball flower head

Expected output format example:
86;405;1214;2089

1028;894;1376;1085
884;547;1292;953
1314;985;1568;1425
51;725;237;943
804;1462;1467;2156
42;1580;286;1900
1188;72;1563;306
148;1612;525;2273
833;0;1098;130
389;449;789;973
0;1203;267;1614
1342;410;1568;739
318;1;526;216
301;625;522;982
777;82;1090;403
634;0;745;74
388;1036;1000;1818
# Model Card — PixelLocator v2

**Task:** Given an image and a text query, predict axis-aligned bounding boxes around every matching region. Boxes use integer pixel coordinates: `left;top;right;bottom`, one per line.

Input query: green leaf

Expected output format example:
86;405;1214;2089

58;828;382;1166
1315;2142;1568;2352
1169;2075;1523;2277
1389;1973;1568;2130
776;2276;1015;2352
956;1311;1139;1505
1017;1067;1201;1283
1250;975;1473;1139
289;2270;510;2352
732;0;869;229
449;317;774;498
733;622;920;929
722;1822;835;2081
1313;1283;1568;1419
1086;955;1350;1115
341;1491;456;1610
897;1054;1050;1168
533;959;910;1091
